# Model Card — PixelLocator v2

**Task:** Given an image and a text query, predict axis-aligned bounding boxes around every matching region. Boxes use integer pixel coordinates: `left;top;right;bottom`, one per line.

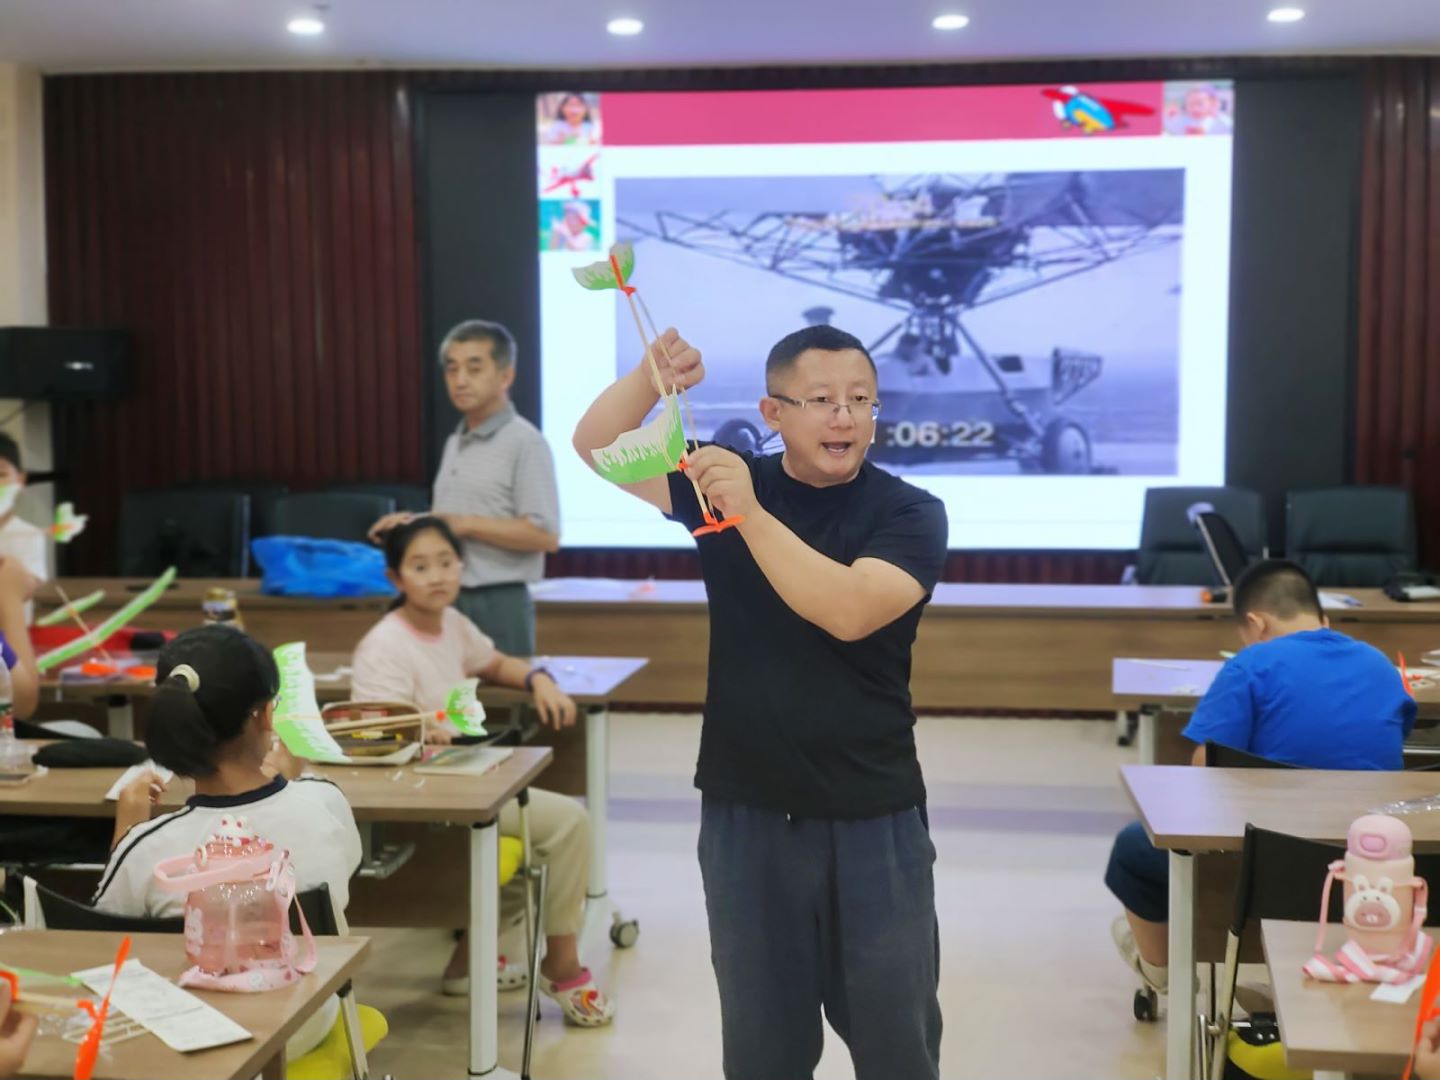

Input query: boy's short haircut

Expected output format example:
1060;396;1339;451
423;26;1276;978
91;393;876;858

0;433;21;473
1232;559;1323;622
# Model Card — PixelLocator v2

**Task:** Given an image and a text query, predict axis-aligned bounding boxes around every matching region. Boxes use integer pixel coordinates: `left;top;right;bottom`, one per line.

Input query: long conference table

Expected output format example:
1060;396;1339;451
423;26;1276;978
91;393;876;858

39;577;1440;711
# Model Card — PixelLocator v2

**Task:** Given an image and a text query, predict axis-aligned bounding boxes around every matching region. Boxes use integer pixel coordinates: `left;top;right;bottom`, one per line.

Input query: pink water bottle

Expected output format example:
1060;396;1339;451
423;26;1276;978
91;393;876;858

154;816;286;976
1342;814;1422;956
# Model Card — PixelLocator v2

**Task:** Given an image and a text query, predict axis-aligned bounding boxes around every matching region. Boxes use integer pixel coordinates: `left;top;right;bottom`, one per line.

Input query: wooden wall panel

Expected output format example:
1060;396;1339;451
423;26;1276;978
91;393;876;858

44;73;426;574
1354;59;1440;564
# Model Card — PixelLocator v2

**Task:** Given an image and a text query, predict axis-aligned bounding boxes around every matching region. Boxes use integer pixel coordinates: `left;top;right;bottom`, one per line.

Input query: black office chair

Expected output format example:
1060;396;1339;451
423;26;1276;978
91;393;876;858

178;481;290;547
23;879;376;1078
1203;742;1298;770
1207;740;1440;773
328;483;430;515
118;490;251;577
1133;487;1267;586
1286;486;1417;587
268;493;396;543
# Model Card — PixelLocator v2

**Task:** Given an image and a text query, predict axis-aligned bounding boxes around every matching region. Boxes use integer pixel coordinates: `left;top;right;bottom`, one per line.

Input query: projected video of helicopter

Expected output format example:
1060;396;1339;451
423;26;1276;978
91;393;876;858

615;169;1185;477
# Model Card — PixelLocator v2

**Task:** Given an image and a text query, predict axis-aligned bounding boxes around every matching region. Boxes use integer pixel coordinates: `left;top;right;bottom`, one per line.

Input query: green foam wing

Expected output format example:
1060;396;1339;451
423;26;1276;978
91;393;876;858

444;679;487;736
571;241;635;291
36;589;106;628
590;392;685;484
36;568;177;673
272;642;347;764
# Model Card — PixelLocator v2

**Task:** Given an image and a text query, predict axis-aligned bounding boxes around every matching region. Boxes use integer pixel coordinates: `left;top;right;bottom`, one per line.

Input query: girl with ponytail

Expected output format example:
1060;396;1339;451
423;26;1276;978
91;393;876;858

93;625;361;1057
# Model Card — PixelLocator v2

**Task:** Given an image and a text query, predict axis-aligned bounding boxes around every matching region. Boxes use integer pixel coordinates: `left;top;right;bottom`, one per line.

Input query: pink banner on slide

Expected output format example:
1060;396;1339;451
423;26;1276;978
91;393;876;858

601;84;1165;146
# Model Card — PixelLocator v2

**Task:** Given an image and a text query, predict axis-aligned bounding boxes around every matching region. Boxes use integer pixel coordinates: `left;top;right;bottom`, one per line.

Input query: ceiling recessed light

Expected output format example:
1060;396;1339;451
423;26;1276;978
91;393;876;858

1267;7;1304;22
607;17;644;35
287;15;325;35
932;13;970;30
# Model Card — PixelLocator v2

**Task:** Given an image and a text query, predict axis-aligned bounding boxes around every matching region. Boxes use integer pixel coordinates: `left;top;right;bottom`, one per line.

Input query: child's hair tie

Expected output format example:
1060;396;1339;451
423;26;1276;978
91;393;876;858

169;664;201;692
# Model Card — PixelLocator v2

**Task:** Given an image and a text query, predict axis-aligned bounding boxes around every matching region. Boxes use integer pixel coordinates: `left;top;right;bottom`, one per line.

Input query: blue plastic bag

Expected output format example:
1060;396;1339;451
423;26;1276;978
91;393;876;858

251;536;397;599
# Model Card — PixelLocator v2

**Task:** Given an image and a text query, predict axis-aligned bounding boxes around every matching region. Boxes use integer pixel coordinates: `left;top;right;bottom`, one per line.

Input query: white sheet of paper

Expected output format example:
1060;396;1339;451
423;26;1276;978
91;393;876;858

104;762;175;802
1371;974;1426;1004
73;959;252;1053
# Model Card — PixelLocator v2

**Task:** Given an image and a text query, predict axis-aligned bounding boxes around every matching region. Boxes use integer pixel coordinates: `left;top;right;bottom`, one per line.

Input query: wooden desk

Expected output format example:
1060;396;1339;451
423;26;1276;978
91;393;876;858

1111;658;1440;764
50;654;647;708
46;655;649;962
0;930;368;1080
44;576;1440;711
1262;919;1416;1079
1122;765;1440;1080
37;578;390;656
0;748;553;1080
532;579;1440;710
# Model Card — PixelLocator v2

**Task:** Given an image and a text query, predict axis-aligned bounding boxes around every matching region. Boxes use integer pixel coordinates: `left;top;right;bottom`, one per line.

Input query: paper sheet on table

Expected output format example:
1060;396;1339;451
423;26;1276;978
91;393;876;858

1371;973;1426;1004
73;959;251;1053
1319;591;1362;610
104;762;175;801
272;642;347;764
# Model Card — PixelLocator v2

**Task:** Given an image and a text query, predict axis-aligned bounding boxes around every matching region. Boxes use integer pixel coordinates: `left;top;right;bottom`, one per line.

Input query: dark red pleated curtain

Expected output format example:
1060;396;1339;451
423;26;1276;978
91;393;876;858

46;59;1432;581
1354;58;1440;565
45;72;426;573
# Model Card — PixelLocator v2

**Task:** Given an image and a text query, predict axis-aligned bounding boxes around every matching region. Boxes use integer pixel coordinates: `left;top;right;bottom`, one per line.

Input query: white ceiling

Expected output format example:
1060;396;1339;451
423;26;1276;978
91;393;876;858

0;0;1436;73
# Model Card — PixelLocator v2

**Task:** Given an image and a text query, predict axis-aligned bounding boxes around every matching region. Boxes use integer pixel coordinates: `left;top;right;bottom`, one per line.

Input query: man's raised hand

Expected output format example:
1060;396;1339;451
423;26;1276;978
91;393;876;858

642;328;704;395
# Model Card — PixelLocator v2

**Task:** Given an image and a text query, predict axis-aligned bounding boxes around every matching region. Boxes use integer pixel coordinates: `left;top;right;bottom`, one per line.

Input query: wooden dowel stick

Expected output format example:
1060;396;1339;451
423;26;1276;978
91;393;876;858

636;294;704;453
324;712;432;735
54;584;114;664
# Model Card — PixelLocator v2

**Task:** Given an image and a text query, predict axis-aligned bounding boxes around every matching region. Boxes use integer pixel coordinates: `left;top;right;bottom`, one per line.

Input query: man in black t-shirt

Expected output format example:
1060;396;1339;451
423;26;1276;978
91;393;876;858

574;324;947;1080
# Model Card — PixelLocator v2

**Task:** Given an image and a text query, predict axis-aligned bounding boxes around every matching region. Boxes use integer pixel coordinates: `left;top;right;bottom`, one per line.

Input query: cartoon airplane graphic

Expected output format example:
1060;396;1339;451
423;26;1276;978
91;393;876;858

542;154;600;198
1041;86;1155;134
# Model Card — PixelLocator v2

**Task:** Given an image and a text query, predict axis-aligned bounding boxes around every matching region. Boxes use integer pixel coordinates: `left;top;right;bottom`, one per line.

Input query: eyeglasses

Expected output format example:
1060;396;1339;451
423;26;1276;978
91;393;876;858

770;394;881;421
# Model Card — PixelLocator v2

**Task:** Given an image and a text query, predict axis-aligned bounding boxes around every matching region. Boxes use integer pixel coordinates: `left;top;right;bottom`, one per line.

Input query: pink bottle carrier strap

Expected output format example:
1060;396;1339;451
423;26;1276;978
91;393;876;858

152;848;279;893
1304;859;1433;984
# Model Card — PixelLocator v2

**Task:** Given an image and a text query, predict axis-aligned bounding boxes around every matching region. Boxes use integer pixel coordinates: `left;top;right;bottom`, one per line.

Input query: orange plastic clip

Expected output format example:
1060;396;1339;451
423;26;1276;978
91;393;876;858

74;935;130;1080
692;514;745;538
608;253;636;297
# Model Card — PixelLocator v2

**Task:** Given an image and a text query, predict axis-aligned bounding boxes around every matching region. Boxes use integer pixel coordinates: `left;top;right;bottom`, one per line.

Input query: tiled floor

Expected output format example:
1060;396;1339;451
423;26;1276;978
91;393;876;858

357;713;1166;1079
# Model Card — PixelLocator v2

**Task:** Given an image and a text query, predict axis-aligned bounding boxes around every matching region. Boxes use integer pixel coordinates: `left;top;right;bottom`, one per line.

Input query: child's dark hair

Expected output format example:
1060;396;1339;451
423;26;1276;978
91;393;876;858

0;433;22;474
382;515;464;573
1233;559;1323;622
146;625;280;778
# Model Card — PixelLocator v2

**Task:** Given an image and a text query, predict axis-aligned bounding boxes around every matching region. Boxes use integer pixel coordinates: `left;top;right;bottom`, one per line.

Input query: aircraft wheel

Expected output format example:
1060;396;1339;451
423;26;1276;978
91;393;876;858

1041;419;1092;474
714;419;763;455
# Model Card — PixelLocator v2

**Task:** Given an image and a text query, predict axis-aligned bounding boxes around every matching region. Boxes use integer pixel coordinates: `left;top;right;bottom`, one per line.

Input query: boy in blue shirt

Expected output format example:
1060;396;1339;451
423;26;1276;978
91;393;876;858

1106;559;1415;994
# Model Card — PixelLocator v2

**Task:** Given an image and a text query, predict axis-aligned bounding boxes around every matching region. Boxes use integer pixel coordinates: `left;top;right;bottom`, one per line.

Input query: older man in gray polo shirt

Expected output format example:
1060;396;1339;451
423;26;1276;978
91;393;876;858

371;320;559;655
